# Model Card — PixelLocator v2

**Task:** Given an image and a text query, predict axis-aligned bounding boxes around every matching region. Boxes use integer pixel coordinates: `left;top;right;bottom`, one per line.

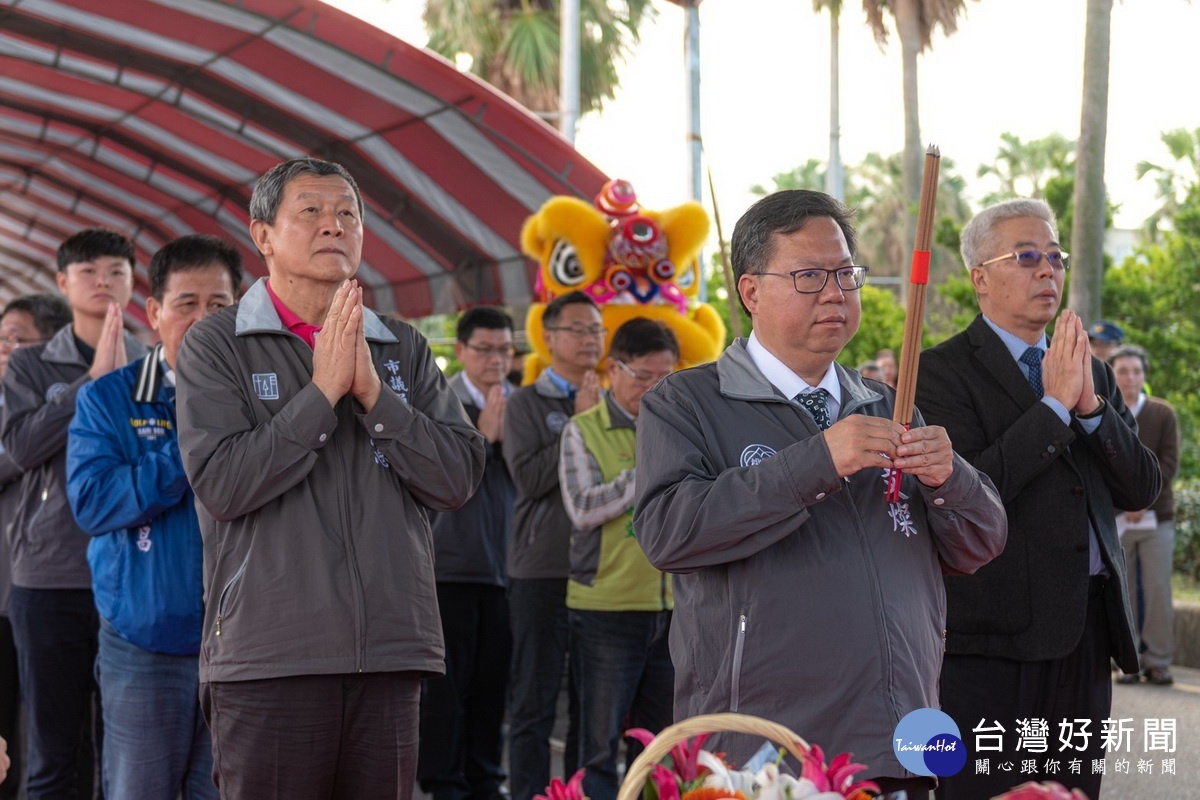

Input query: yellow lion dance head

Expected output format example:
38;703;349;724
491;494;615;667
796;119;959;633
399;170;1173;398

519;179;726;382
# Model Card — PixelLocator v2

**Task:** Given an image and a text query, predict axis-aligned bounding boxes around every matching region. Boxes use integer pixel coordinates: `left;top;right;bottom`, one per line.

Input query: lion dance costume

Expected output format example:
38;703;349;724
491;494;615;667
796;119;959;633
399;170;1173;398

519;179;726;383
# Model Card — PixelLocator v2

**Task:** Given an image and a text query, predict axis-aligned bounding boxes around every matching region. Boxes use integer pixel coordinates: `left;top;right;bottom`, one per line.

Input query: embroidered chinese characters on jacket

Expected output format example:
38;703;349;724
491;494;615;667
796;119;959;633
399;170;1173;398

880;469;918;537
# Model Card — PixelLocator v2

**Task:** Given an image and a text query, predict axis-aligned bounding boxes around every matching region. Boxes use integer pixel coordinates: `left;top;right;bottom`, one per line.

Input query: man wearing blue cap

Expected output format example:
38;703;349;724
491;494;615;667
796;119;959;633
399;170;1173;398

1087;319;1125;362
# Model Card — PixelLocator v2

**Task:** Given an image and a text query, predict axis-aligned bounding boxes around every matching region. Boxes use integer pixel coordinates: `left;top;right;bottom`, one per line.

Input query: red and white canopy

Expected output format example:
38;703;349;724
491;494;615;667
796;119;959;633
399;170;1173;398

0;0;610;324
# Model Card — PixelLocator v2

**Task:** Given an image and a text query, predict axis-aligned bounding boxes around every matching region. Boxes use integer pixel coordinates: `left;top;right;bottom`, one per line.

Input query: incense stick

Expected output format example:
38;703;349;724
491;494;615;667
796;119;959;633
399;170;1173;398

886;144;941;502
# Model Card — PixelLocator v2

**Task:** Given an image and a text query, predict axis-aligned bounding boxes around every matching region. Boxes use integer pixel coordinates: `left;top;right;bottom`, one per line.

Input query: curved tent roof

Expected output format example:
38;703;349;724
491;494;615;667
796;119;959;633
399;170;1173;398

0;0;609;326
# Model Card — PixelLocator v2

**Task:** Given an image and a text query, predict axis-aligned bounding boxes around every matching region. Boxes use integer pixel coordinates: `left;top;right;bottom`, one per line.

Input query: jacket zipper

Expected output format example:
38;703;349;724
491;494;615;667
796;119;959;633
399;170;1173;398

214;551;251;637
730;613;747;712
332;423;368;673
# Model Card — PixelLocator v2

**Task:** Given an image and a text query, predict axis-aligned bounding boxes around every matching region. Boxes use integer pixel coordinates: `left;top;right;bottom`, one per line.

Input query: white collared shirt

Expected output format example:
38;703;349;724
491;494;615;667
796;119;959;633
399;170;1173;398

460;372;509;409
746;332;842;422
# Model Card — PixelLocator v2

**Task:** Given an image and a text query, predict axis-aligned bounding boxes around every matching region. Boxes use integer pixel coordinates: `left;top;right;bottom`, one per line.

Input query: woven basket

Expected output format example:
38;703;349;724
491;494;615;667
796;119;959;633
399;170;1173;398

616;713;813;800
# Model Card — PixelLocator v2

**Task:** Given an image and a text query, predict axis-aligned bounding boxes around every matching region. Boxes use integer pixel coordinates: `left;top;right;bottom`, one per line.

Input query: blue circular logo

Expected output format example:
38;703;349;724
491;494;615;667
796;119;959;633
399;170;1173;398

893;709;966;777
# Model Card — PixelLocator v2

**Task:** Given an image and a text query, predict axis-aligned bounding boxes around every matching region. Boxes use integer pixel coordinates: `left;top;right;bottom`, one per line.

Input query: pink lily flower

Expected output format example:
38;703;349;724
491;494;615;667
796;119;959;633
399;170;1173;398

797;745;880;798
534;769;587;800
627;728;712;784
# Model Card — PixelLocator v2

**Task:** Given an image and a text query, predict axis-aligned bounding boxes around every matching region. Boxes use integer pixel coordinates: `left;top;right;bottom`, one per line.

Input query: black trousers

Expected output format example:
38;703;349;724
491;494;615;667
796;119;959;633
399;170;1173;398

936;577;1113;800
8;587;101;800
201;672;421;800
418;583;512;800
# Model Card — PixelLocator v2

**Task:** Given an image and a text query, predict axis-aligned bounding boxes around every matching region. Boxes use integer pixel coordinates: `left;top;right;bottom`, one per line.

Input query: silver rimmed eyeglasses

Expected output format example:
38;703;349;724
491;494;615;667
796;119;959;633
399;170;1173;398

0;335;47;351
612;359;671;385
978;250;1070;270
756;266;869;294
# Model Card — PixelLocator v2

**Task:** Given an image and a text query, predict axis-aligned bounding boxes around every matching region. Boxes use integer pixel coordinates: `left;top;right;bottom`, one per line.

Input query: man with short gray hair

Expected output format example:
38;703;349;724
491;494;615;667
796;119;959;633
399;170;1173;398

177;157;485;798
916;198;1161;799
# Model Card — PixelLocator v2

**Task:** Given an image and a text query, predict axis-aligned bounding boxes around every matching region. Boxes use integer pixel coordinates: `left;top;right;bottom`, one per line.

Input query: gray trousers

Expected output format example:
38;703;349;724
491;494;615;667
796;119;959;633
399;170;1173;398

1121;518;1176;669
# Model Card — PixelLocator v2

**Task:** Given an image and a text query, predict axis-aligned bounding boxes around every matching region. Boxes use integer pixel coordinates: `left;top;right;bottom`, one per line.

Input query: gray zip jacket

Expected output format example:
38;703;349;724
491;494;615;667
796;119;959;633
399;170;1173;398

2;324;147;589
633;340;1007;779
176;279;485;683
504;370;579;580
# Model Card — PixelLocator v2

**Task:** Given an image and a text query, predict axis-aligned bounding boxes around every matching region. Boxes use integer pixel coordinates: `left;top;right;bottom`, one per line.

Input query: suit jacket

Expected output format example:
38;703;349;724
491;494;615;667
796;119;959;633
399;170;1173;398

916;315;1161;671
1134;396;1178;520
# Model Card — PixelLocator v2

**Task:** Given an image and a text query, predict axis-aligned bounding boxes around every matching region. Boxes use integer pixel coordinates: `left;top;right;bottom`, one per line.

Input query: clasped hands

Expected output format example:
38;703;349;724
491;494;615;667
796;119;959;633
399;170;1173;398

1041;309;1101;416
823;415;954;488
312;280;382;412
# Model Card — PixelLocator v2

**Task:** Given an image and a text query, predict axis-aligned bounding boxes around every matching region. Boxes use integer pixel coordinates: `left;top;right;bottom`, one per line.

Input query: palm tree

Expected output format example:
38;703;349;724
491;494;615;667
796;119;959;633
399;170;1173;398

1137;127;1200;243
421;0;654;119
1068;0;1114;324
861;0;976;255
813;0;844;200
976;132;1076;207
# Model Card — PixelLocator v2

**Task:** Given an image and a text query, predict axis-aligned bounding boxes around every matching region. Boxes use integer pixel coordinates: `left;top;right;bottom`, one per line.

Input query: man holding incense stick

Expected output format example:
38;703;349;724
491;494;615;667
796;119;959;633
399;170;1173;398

916;199;1160;800
633;190;1005;800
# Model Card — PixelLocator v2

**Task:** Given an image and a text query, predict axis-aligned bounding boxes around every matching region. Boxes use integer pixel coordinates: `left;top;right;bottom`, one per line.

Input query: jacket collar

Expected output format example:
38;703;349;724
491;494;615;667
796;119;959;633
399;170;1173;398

533;367;572;399
965;314;1041;407
235;278;399;343
602;392;636;431
716;338;884;419
41;324;87;367
132;343;167;404
42;323;145;369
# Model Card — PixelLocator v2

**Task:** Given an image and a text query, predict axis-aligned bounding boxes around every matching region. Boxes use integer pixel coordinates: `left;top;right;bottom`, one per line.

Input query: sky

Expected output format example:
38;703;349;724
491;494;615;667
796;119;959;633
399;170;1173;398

329;0;1200;234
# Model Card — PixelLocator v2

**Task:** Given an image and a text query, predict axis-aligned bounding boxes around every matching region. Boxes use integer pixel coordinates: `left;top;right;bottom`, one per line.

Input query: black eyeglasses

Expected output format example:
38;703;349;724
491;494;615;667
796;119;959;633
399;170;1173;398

756;266;869;294
463;343;515;359
978;250;1070;271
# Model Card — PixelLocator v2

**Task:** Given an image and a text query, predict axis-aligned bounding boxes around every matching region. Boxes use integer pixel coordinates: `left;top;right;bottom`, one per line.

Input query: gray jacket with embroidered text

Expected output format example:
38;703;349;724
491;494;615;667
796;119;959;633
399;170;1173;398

633;340;1007;779
176;279;485;683
2;324;147;589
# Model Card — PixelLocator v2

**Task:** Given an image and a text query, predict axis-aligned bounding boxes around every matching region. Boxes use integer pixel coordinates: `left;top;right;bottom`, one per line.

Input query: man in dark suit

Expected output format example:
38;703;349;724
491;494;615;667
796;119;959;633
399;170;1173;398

418;306;517;800
916;199;1161;800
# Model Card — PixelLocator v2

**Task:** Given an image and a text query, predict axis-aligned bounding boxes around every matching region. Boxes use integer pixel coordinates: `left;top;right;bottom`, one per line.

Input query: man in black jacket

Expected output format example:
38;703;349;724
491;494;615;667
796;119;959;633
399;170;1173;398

916;199;1161;799
418;307;518;800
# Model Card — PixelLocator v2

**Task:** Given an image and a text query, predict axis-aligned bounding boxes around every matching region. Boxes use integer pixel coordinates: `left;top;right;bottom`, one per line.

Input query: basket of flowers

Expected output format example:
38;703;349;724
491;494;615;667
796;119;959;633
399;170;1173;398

611;712;880;800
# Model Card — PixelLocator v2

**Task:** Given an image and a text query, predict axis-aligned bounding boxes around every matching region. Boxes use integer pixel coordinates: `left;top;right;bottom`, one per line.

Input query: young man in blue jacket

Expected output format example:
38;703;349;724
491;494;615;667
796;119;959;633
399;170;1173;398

67;235;241;799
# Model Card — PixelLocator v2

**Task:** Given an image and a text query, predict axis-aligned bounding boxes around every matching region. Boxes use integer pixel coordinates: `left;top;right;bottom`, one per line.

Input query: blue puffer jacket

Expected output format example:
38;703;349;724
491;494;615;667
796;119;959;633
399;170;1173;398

66;345;201;655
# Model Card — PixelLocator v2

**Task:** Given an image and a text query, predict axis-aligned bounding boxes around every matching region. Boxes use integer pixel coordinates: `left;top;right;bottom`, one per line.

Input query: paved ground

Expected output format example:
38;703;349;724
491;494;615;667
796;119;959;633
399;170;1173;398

1097;663;1200;799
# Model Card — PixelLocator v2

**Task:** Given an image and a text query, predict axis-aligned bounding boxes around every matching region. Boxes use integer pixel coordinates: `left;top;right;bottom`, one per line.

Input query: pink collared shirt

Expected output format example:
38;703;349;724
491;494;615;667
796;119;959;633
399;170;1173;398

265;279;322;349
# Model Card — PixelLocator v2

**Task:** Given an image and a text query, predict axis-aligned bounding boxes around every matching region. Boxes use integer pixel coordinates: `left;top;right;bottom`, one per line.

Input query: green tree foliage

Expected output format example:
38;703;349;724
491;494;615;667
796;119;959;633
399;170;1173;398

421;0;654;118
1137;126;1200;244
1102;185;1200;479
835;283;907;370
976;132;1075;207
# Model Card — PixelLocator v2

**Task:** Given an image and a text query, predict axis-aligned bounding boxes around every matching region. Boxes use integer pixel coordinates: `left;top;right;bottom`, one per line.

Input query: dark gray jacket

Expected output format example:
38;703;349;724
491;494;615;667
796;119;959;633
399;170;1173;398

430;374;516;587
634;340;1007;779
1;324;147;589
504;370;578;580
176;279;485;683
0;436;22;613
